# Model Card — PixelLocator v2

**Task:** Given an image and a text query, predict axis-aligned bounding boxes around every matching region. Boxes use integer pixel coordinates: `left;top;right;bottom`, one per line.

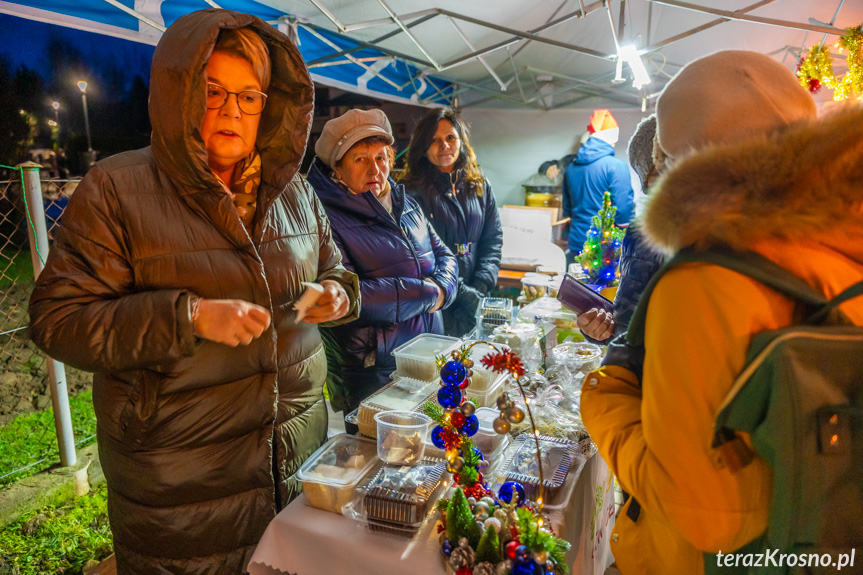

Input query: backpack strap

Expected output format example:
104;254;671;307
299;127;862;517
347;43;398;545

807;280;863;324
626;246;836;348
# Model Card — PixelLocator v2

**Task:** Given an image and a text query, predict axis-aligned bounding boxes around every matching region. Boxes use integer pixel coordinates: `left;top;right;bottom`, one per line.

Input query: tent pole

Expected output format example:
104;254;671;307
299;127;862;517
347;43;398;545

642;0;777;54
644;0;845;35
307;13;438;66
302;25;402;90
376;0;442;70
445;16;507;91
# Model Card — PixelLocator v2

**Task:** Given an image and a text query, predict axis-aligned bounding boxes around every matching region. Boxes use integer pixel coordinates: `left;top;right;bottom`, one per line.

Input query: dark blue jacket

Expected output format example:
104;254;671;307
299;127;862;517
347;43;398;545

583;223;667;347
406;169;502;337
307;158;458;411
563;137;634;252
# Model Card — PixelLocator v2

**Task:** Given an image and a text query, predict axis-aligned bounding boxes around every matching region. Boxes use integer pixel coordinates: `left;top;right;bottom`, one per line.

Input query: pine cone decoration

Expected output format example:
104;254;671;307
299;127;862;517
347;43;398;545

449;539;477;571
473;561;497;575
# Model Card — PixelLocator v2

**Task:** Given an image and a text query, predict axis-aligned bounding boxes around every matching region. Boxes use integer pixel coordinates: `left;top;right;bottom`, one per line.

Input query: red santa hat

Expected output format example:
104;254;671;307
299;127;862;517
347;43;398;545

587;109;618;134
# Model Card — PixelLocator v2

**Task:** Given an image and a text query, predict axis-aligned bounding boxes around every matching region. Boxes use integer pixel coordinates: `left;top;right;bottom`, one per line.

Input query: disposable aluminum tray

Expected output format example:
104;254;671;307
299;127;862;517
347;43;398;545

496;433;581;501
361;458;448;536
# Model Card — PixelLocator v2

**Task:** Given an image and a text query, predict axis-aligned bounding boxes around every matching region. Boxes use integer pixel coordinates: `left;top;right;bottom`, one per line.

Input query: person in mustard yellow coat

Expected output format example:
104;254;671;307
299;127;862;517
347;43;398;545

580;51;863;574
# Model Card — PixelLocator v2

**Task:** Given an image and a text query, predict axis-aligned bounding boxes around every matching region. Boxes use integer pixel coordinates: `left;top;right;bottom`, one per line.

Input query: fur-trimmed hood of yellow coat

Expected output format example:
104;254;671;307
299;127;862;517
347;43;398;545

642;105;863;262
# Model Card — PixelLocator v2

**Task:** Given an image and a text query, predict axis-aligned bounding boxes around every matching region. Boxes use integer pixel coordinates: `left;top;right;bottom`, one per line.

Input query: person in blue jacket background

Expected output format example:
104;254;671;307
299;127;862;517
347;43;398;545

563;109;634;268
307;109;458;431
401;108;502;337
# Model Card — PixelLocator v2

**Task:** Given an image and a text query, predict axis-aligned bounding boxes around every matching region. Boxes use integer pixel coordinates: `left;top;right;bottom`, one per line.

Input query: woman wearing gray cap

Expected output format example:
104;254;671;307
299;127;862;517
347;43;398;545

306;108;458;431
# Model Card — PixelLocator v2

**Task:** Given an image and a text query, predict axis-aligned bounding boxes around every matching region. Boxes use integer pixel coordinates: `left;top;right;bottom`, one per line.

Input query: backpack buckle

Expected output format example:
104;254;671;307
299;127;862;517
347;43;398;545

711;428;754;473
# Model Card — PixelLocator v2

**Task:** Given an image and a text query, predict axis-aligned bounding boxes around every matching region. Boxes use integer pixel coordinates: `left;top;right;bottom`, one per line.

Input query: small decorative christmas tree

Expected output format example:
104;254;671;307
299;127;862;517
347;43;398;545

579;191;625;286
446;488;483;548
476;524;501;564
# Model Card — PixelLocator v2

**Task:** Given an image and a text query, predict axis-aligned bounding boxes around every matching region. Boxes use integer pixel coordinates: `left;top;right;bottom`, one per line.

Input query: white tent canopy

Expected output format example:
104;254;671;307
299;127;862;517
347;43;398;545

2;0;859;204
1;0;860;110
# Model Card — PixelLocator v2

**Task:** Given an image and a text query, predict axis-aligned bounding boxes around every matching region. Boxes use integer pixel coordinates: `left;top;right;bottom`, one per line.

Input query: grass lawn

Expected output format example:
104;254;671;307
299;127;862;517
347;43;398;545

0;246;33;291
0;483;112;575
0;391;98;488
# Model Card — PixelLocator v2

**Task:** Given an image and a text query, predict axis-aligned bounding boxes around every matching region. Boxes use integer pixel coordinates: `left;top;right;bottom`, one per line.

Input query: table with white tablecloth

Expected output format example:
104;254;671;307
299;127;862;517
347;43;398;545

248;452;615;575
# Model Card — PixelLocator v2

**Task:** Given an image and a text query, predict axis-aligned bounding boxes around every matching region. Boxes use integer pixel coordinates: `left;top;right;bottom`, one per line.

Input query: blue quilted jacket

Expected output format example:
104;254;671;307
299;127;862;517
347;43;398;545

307;158;458;411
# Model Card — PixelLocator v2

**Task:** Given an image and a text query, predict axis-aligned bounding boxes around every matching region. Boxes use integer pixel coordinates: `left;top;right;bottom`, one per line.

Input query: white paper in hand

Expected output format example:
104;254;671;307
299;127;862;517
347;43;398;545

293;282;324;323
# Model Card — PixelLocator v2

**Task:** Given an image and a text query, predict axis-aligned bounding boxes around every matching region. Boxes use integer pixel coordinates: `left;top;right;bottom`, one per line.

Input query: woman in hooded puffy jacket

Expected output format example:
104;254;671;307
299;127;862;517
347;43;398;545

28;10;359;574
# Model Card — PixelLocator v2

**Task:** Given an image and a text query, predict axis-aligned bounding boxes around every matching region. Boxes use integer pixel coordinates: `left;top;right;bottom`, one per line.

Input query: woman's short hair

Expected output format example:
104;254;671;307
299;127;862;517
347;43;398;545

335;135;396;170
214;28;271;91
401;108;485;196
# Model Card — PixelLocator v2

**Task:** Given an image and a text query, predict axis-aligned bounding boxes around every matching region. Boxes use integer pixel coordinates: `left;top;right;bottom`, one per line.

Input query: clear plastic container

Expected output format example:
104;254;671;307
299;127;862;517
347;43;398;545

463;341;509;392
518;296;580;338
342;459;449;537
472;407;509;453
475;297;514;341
356;378;438;438
375;410;431;465
392;334;461;381
547;275;564;299
465;372;506;408
491;323;543;372
493;433;583;502
424;433;511;467
521;274;550;301
552;341;603;373
297;434;381;514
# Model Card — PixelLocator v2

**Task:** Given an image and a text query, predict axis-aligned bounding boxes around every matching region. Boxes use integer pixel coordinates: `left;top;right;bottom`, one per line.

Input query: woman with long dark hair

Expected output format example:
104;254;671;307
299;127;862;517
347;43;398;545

401;108;502;337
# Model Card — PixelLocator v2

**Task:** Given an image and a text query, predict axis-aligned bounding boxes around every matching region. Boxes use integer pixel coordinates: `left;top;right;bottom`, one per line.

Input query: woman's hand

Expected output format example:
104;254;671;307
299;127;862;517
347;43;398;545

426;280;445;313
302;280;350;324
194;299;271;346
577;308;615;341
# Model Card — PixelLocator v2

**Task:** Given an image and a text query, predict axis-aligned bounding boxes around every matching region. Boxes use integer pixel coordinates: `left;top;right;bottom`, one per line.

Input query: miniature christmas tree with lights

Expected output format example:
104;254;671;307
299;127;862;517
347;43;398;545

578;191;625;286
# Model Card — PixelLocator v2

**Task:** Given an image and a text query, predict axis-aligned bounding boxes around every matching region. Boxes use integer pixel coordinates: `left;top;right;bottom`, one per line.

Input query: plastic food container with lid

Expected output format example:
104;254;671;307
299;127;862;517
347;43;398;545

297;434;381;514
392;334;461;381
493;433;585;502
518;296;580;341
356;378;438;438
462;341;510;392
551;341;603;373
464;371;506;408
491;323;543;372
521;273;551;301
374;410;431;465
342;459;449;537
474;297;514;341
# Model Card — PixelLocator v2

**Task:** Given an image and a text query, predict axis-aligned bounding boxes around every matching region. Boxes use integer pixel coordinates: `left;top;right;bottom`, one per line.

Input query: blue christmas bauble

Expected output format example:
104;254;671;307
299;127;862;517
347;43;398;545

460;414;479;436
431;425;447;449
437;386;463;409
440;360;467;386
498;481;527;505
514;545;531;564
441;540;453;556
510;562;537;575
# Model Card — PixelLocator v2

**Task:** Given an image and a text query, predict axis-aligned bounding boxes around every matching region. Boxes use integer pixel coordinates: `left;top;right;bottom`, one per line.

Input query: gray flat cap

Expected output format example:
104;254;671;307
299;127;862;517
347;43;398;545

315;108;394;167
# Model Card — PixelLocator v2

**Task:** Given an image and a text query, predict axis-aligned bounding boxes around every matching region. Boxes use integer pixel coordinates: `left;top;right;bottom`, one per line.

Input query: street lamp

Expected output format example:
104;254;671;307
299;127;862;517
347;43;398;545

77;81;93;152
51;101;60;124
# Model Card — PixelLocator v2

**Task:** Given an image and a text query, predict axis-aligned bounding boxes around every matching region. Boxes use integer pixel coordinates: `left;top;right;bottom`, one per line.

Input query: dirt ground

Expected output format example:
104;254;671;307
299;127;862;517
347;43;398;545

0;284;91;426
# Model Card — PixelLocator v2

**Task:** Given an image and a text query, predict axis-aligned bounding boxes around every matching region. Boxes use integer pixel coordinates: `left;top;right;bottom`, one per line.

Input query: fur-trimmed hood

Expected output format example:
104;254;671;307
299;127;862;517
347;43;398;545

643;106;863;262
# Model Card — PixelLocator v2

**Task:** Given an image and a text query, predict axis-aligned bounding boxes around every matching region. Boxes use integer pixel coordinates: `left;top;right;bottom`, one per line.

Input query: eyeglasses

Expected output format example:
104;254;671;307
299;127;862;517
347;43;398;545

206;83;267;115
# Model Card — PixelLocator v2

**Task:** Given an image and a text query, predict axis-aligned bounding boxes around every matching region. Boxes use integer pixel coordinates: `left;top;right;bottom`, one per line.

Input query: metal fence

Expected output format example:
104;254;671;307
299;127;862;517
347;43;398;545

0;166;91;485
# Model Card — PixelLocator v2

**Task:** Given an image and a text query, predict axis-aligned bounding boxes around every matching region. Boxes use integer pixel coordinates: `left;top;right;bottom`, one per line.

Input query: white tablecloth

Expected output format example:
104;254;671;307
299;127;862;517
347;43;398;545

249;454;615;575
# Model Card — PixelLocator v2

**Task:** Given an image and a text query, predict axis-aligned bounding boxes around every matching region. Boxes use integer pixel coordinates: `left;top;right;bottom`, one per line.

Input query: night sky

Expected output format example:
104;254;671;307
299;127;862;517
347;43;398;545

0;13;154;84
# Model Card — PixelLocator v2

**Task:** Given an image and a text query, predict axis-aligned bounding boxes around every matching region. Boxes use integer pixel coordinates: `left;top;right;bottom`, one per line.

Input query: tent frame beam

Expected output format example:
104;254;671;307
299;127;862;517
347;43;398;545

644;0;846;36
640;0;778;53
